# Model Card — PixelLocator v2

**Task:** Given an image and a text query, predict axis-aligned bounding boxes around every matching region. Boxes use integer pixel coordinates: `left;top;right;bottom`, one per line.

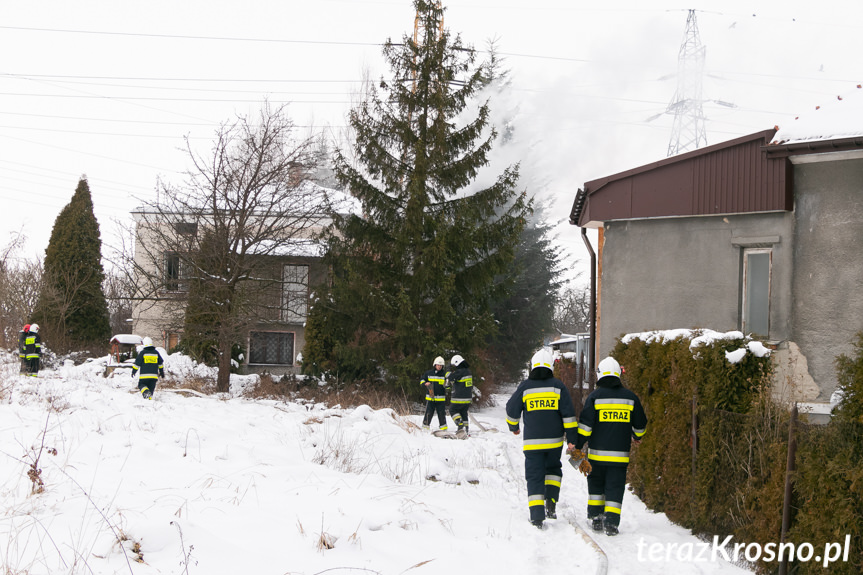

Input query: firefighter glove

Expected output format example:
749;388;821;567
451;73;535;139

569;449;592;476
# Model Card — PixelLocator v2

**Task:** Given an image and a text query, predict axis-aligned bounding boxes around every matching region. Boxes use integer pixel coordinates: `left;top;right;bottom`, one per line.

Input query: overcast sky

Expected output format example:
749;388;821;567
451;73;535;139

2;0;861;283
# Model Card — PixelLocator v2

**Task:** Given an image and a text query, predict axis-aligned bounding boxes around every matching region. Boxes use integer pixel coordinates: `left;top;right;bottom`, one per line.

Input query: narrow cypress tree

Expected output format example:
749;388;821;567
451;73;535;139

34;177;111;350
306;0;529;387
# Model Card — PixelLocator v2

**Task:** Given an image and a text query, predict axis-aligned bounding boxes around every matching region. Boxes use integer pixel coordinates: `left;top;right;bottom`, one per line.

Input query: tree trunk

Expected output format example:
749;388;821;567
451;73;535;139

216;338;232;393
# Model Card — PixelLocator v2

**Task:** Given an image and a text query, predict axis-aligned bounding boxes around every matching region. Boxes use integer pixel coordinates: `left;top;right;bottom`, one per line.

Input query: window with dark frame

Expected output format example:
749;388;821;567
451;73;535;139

282;264;309;322
173;222;198;236
249;331;295;365
164;252;184;292
166;332;180;351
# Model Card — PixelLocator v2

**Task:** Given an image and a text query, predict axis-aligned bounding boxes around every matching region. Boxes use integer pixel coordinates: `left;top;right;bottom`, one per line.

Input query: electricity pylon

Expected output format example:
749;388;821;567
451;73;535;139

666;9;707;156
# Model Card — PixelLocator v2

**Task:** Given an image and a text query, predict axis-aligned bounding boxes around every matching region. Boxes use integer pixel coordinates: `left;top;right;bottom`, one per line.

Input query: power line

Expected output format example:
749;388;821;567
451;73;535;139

0;25;384;47
0;72;363;84
0;110;214;127
0;92;353;104
0;110;345;130
0;123;210;139
3;74;361;96
0;161;155;195
0;25;598;65
0;134;182;172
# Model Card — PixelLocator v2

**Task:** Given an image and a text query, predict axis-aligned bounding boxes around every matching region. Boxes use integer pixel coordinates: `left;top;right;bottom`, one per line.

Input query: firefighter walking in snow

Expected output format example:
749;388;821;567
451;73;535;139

575;356;647;536
447;354;472;437
132;337;164;400
23;324;42;376
421;357;449;431
506;348;579;529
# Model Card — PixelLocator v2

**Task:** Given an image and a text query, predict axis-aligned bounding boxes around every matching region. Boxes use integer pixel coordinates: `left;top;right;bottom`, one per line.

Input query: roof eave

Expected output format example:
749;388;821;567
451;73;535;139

763;135;863;159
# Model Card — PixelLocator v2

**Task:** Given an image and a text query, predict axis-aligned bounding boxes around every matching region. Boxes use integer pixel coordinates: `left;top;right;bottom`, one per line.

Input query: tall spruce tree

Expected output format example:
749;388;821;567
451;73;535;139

479;44;566;381
487;212;565;382
305;0;529;387
34;177;111;350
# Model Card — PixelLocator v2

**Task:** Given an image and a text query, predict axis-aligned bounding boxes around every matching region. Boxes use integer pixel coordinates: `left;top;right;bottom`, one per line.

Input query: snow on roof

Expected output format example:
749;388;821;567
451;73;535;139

250;237;327;258
132;183;361;217
110;334;143;345
770;85;863;145
549;333;589;345
322;186;362;216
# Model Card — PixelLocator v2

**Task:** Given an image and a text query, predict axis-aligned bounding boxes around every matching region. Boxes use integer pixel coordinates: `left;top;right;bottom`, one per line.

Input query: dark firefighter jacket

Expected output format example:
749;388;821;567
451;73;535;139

132;346;165;382
19;330;27;358
506;367;579;451
447;362;473;405
576;374;647;466
420;367;448;402
24;332;41;359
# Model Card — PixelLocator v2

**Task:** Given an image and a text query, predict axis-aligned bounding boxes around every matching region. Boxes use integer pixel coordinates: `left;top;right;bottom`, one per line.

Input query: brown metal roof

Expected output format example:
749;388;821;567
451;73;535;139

572;129;794;228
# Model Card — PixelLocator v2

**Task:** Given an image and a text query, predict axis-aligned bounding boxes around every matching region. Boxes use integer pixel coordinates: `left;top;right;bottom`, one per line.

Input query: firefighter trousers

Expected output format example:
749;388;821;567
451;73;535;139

524;447;563;522
450;403;469;431
138;377;159;394
586;463;628;527
423;400;447;429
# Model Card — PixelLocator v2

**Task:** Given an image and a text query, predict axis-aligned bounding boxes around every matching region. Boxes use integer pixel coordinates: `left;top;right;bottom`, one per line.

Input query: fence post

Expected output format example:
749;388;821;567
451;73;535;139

778;403;798;575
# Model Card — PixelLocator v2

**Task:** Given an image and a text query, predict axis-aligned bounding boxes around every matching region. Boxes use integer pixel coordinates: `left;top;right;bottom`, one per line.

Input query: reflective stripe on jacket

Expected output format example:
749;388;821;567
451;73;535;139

24;333;41;359
447;364;473;404
576;375;647;466
505;369;578;452
132;346;165;380
420;367;447;401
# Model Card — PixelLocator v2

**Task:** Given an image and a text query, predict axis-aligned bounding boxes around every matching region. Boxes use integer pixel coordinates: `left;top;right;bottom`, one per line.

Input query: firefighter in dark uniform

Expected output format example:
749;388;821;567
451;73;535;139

447;354;472;437
575;356;647;536
132;337;165;400
506;348;579;528
421;357;449;431
24;324;42;376
18;324;30;373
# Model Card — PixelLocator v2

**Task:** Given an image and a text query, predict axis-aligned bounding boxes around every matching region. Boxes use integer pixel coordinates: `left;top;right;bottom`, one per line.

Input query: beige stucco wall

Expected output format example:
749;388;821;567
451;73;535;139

130;210;332;369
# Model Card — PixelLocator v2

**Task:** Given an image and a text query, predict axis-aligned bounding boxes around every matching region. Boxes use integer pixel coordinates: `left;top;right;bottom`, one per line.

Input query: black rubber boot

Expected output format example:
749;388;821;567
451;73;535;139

530;519;544;529
530;505;545;529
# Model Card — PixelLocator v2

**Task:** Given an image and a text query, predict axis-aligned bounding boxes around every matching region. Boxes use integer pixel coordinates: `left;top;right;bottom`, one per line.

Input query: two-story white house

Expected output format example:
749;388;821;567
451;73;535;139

130;185;358;375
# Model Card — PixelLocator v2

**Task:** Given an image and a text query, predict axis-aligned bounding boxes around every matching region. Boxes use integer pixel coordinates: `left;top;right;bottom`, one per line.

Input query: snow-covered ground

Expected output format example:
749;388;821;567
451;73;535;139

0;352;753;575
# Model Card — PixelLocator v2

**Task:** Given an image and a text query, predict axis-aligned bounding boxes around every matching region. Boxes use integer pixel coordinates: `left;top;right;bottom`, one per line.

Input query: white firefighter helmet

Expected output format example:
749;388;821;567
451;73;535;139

29;323;39;333
530;348;554;371
142;336;153;347
433;356;445;367
597;356;621;379
450;354;464;367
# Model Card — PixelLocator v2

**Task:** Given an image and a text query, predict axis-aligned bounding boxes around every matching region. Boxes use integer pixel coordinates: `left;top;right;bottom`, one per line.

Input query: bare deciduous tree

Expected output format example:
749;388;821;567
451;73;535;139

0;232;43;349
132;103;336;392
103;221;140;336
554;284;591;335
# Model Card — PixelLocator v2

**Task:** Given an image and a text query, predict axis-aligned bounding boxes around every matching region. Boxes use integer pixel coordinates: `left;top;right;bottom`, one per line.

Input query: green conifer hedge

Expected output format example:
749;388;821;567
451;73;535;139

612;330;863;574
